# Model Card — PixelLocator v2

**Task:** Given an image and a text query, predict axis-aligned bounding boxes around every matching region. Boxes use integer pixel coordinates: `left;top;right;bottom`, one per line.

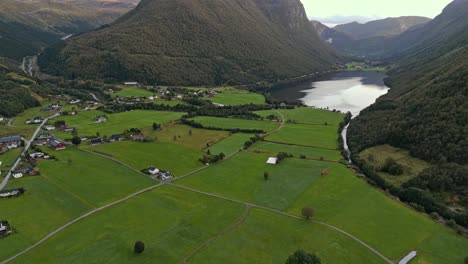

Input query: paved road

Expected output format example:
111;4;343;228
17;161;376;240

0;113;59;191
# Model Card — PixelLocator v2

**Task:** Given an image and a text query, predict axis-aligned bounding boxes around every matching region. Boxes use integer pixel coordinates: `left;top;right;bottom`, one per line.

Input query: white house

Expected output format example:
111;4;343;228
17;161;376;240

148;167;160;175
44;125;55;131
266;157;278;165
13;173;23;179
124;82;139;86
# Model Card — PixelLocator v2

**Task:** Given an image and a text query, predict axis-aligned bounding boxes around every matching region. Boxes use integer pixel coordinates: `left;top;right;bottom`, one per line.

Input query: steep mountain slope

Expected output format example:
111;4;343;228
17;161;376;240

334;16;430;40
348;0;468;226
311;21;354;51
0;0;137;60
38;0;341;85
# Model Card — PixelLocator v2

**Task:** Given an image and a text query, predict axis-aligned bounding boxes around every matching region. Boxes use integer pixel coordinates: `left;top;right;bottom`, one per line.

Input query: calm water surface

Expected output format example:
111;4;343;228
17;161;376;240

271;71;390;116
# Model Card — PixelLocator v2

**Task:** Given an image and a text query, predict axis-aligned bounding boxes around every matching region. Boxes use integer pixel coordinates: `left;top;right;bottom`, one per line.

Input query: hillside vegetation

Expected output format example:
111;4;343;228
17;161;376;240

38;0;342;85
0;0;137;60
348;0;468;227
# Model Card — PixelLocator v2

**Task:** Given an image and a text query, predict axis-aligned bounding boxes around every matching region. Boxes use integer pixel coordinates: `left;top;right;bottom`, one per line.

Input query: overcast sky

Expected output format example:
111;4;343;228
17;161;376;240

303;0;453;24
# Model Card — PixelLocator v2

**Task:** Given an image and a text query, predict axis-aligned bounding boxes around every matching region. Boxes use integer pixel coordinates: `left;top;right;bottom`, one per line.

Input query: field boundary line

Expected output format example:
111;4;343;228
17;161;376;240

169;183;394;264
181;205;251;263
0;183;163;264
262;140;339;150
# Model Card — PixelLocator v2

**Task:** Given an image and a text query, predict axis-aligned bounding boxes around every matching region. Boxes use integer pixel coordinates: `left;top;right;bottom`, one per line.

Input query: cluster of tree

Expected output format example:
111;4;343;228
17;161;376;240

277;152;293;163
0;68;40;117
352;154;468;228
199;152;225;164
380;158;403;176
101;102;197;114
185;104;272;119
243;135;263;149
286;250;321;264
181;119;265;134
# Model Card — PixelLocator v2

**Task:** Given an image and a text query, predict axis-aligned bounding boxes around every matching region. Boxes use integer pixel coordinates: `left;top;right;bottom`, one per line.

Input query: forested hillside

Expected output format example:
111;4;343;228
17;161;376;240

348;0;468;227
38;0;342;85
0;0;136;60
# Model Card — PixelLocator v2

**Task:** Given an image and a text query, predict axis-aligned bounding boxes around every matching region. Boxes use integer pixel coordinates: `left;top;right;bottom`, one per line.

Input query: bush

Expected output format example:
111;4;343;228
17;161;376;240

285;250;321;264
134;241;145;254
430;212;440;220
381;157;403;175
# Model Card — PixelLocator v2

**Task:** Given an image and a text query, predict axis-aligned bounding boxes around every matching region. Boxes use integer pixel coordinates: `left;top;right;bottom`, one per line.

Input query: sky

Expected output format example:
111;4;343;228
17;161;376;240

303;0;453;25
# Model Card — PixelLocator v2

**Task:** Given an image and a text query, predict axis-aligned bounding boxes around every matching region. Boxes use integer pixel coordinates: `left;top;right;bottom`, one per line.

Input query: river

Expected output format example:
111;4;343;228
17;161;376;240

270;71;390;161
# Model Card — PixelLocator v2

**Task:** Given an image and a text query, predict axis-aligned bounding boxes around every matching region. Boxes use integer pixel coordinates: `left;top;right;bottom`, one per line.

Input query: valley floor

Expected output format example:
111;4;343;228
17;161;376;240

0;106;467;264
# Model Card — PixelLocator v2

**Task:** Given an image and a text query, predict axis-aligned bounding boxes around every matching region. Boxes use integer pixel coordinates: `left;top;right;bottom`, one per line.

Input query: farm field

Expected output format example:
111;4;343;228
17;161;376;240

190;208;385;264
143;124;229;150
177;152;331;210
359;145;432;186
111;86;154;98
208;133;252;155
251;141;342;161
0;148;21;173
286;162;468;263
206;88;265;105
0;176;92;261
54;110;184;138
191;116;279;132
11;101;56;127
265;123;339;149
36;148;155;206
256;107;345;126
9;185;245;264
86;141;203;176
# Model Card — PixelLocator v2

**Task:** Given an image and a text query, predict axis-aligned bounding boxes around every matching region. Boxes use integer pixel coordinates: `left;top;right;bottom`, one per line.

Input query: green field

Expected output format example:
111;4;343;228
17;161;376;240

10;185;244;264
112;86;155;98
265;123;339;149
359;145;432;186
143;124;229;151
177;152;331;210
208;133;252;155
0;148;21;173
206;88;265;105
190;208;385;264
54;110;184;138
191;116;279;132
86;141;203;176
251;141;342;161
256;107;345;126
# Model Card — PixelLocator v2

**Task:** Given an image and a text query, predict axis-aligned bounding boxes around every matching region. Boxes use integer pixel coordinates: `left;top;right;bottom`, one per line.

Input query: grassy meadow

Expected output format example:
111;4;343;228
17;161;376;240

250;141;342;161
256;107;345;126
206;88;265;105
265;123;340;149
208;133;253;155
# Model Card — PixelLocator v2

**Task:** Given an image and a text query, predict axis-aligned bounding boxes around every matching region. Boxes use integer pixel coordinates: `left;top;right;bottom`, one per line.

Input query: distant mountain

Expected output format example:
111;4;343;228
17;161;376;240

334;16;431;40
38;0;342;86
310;21;353;51
348;0;468;165
0;0;137;60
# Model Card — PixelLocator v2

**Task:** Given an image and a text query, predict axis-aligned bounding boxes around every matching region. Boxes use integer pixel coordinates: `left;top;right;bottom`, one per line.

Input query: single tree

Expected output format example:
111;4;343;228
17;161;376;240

152;122;160;131
96;132;101;138
301;207;314;220
285;250;321;264
71;136;82;146
134;241;145;254
207;149;211;155
264;171;269;181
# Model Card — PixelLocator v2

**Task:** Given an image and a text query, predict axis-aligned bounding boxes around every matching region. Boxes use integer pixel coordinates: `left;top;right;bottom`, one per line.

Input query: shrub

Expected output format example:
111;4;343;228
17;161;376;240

134;241;145;254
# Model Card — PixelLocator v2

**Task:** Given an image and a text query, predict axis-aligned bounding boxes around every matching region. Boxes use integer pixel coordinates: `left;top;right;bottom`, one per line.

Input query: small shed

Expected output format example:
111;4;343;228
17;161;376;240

266;157;278;165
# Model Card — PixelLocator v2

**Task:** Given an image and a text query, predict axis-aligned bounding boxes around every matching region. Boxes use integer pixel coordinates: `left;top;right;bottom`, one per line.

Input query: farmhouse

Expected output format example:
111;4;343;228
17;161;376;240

37;133;55;141
13;173;23;179
124;82;139;86
15;165;39;176
109;134;122;142
148;166;160;175
69;99;81;104
49;140;66;151
0;221;11;236
89;138;104;146
129;134;145;142
43;125;55;131
96;116;108;123
0;188;25;198
266;157;278;165
0;136;22;149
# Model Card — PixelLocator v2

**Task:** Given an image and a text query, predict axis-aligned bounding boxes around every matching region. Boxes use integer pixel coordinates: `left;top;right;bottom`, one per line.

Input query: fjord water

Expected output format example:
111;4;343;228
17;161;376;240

272;71;389;116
